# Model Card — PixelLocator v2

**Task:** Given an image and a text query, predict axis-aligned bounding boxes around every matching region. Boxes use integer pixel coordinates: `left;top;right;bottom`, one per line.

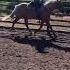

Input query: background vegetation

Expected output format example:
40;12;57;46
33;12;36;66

0;0;70;16
0;0;31;16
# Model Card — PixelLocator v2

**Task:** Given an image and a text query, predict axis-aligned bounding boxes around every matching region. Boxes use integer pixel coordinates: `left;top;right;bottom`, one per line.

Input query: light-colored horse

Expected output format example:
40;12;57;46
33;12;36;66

2;0;60;38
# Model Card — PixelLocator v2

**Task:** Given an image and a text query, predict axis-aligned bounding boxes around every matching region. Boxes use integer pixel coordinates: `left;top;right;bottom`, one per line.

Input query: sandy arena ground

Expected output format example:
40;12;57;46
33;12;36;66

0;16;70;70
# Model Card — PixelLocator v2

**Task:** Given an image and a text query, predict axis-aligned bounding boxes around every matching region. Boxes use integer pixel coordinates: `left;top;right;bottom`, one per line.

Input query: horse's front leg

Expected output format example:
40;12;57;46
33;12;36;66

34;20;44;34
46;21;57;39
24;18;32;35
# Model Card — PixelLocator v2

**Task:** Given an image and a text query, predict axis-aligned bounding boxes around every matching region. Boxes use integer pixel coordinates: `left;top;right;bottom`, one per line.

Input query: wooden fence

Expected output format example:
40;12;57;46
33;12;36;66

0;17;70;23
0;1;70;33
0;15;70;26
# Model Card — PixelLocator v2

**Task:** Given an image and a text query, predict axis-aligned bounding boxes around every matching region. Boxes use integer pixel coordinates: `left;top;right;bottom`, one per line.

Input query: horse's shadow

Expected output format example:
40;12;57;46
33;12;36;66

13;36;70;53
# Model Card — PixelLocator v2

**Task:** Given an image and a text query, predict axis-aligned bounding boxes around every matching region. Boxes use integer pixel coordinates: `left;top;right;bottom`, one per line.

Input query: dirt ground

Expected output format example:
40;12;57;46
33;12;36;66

0;16;70;70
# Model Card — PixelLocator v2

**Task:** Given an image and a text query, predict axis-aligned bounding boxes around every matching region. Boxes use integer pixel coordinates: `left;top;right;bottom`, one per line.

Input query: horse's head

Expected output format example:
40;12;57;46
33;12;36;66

44;0;61;13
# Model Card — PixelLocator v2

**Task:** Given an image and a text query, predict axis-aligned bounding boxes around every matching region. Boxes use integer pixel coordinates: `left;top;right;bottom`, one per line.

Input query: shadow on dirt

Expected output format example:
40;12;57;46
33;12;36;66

13;36;70;53
0;27;70;53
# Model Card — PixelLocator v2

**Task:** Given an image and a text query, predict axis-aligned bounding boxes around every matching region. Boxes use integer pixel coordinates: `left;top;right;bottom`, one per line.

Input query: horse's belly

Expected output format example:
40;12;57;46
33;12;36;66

25;8;37;19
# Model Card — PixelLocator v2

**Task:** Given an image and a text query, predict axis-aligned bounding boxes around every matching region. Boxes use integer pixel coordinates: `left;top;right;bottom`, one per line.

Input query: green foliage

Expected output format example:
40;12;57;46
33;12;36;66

0;0;19;2
0;0;31;16
0;0;31;2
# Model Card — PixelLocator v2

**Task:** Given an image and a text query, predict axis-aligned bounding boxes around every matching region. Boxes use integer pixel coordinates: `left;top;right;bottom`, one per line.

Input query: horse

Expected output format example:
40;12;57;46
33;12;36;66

2;0;60;39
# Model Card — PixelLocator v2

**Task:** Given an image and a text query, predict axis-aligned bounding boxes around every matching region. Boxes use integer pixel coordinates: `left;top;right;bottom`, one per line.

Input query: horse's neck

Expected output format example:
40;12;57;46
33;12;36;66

28;2;35;7
44;0;57;11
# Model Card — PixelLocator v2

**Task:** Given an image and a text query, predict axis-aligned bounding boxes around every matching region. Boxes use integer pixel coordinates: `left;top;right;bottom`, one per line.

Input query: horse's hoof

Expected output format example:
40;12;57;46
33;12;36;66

55;35;57;38
9;28;14;31
27;32;32;36
32;32;35;36
24;35;28;39
9;28;12;31
51;38;56;41
51;34;57;40
29;31;35;36
51;35;57;41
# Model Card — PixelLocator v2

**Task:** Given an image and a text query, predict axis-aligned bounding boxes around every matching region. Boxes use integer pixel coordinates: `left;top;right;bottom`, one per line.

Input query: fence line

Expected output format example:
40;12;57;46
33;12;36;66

0;17;70;24
0;18;70;33
0;18;70;28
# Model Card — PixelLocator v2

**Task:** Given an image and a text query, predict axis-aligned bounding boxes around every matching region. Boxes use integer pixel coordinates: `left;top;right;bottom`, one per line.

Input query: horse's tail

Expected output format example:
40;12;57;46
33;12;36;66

2;15;11;21
2;9;15;21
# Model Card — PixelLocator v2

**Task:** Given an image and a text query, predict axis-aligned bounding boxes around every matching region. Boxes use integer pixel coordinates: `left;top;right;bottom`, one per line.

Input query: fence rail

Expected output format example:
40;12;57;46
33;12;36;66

0;18;70;33
0;17;70;26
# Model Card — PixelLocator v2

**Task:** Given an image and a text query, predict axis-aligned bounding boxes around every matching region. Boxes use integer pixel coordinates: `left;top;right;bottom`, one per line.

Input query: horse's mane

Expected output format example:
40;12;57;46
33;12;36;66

16;3;29;6
15;2;29;8
44;0;57;6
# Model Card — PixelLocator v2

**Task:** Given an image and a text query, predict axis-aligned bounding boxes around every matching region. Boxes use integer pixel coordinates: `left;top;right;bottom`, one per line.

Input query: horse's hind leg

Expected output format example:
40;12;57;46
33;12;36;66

46;21;57;39
11;17;19;30
24;18;32;34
